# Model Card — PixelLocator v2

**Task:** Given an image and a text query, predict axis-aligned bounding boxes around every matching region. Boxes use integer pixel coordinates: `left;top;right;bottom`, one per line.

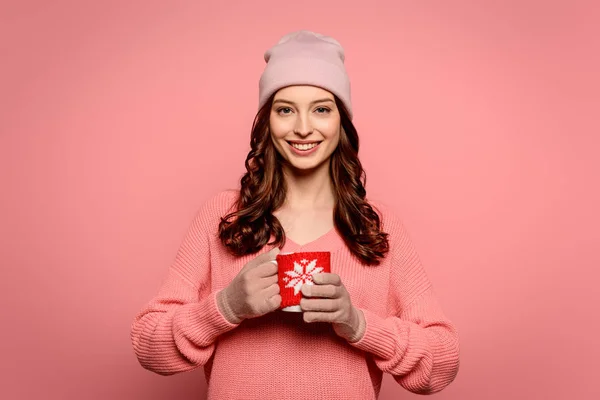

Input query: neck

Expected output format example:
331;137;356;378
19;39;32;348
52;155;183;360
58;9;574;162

281;162;335;211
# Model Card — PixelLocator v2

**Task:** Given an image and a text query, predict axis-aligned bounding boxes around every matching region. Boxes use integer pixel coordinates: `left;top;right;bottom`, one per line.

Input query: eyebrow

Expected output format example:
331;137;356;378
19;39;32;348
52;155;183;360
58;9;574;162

272;98;335;106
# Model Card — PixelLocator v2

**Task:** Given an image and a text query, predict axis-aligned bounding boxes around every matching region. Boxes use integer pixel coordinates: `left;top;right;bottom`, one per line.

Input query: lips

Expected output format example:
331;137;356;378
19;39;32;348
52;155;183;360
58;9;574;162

287;141;321;155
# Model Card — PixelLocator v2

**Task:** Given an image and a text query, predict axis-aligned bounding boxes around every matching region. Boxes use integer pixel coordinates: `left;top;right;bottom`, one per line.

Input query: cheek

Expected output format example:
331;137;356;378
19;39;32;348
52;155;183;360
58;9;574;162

330;134;340;148
324;127;341;145
268;123;288;152
314;118;341;139
270;121;290;139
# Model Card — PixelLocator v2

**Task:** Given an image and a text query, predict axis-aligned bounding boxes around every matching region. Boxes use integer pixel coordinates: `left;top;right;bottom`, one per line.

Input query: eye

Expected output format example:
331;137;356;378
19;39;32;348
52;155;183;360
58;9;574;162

315;107;331;114
277;107;293;115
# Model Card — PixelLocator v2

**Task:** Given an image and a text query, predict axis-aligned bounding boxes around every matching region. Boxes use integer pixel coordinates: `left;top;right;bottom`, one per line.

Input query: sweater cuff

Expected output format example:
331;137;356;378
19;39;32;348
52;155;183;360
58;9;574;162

348;308;409;360
216;288;243;324
347;308;366;343
174;290;241;345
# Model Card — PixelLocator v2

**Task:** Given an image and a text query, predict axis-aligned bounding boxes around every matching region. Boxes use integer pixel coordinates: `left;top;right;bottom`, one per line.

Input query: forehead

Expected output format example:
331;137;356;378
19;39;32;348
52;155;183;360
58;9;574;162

273;85;334;103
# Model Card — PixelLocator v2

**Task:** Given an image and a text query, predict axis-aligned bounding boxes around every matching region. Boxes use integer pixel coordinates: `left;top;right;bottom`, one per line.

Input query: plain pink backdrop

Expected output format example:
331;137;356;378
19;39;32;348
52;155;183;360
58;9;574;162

1;1;599;399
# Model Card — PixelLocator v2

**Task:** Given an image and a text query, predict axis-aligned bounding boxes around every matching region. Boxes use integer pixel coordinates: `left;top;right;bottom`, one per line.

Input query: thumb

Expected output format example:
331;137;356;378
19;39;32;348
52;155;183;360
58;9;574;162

262;246;280;262
243;246;280;271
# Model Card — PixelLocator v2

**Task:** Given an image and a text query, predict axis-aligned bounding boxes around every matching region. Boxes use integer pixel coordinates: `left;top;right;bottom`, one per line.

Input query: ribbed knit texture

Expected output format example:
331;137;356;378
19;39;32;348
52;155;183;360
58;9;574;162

258;30;353;118
131;189;460;399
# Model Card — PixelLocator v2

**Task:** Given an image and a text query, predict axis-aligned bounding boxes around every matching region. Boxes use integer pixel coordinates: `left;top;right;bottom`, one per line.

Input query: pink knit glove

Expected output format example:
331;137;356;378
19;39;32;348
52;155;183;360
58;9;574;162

217;247;281;324
299;273;366;343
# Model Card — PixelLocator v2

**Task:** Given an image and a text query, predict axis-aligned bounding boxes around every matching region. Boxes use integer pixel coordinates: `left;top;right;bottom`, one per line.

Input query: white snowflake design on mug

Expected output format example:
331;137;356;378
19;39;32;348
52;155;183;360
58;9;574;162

282;258;324;295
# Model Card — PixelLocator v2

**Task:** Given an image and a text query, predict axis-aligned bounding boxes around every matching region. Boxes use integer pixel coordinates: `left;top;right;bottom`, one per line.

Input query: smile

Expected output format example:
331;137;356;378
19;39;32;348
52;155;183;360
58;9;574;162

290;142;319;150
286;141;322;156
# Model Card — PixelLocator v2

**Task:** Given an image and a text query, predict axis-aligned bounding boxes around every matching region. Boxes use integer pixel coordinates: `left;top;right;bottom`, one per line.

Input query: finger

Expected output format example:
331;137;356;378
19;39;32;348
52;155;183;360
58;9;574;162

300;298;339;312
259;274;278;288
253;261;278;278
268;294;282;309
313;273;341;286
261;282;280;298
303;311;339;323
301;283;340;299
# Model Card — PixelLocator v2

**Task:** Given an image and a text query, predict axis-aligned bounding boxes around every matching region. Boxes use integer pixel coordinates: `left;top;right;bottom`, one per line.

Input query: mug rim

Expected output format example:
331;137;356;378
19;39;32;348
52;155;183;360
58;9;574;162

278;251;330;255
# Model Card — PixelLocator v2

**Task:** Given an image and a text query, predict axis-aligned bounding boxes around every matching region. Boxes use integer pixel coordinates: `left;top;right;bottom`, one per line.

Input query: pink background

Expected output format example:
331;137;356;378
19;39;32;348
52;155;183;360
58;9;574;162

1;1;599;399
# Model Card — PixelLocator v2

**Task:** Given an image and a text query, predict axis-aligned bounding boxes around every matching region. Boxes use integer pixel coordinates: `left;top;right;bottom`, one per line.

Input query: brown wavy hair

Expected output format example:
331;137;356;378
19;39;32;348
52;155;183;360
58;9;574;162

218;93;389;266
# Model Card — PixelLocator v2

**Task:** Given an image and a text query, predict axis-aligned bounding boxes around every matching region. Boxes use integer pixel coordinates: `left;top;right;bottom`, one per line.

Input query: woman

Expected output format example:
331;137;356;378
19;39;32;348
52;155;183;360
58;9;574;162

131;30;460;399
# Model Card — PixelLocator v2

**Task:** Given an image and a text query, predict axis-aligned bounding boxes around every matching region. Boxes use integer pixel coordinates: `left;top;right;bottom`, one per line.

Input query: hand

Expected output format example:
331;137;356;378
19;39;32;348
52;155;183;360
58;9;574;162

218;247;281;323
300;273;365;342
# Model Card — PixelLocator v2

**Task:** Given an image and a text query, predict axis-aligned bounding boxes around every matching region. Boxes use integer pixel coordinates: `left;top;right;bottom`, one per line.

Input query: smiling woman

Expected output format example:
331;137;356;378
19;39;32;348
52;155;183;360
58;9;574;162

220;78;383;263
131;30;460;400
270;86;341;171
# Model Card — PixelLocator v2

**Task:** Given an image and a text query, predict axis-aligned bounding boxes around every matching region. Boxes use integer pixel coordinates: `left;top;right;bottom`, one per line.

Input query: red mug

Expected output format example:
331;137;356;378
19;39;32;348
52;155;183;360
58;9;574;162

273;251;331;312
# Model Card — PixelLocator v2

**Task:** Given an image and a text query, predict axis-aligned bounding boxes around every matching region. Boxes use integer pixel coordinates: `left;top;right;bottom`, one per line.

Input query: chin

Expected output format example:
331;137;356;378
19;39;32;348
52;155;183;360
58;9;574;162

287;157;330;172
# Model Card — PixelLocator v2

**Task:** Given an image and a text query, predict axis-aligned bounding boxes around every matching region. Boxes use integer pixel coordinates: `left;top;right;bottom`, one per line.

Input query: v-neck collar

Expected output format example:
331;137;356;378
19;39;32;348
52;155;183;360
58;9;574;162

275;226;346;254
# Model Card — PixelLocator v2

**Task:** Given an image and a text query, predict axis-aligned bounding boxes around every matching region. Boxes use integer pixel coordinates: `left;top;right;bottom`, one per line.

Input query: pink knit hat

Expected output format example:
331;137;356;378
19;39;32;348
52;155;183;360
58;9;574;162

258;30;353;119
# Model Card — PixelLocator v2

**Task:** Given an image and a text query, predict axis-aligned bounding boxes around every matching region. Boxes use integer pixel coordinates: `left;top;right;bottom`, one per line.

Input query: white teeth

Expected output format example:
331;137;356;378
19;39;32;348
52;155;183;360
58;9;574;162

291;142;318;150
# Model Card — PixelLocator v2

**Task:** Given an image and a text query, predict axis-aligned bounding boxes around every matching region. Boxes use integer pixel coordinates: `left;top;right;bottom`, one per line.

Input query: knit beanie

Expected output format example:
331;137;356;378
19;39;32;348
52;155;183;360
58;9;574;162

258;30;353;119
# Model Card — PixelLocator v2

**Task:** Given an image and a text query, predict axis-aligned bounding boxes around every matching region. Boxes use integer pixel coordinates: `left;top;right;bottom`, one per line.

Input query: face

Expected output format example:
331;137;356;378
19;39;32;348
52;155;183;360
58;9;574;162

269;85;341;172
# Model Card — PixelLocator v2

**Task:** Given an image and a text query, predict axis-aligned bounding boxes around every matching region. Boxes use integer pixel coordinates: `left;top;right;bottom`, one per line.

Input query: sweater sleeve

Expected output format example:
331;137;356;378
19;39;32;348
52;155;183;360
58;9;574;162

130;193;240;375
349;212;460;394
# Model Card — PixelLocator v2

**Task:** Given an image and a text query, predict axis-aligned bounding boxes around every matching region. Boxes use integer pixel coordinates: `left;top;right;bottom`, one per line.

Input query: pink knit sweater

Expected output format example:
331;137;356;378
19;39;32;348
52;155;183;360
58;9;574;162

131;190;460;399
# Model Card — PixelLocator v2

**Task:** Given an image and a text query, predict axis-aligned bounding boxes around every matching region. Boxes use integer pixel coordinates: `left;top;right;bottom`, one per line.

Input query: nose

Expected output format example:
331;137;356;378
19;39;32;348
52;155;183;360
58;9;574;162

293;114;313;136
